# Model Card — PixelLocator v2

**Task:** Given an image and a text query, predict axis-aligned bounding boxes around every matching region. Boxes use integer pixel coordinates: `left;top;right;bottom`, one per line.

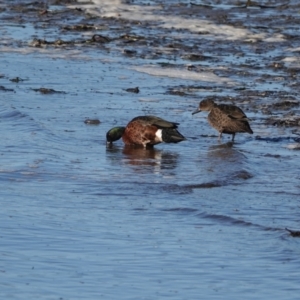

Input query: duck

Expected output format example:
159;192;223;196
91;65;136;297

192;99;253;141
106;115;186;148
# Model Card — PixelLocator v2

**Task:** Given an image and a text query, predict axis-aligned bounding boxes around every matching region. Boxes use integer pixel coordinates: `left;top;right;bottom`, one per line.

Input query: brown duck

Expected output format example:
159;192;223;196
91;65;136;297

192;99;253;141
106;115;186;148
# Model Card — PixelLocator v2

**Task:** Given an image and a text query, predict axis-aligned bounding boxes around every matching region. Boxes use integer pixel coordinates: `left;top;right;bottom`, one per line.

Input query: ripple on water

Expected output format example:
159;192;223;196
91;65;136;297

0;109;27;119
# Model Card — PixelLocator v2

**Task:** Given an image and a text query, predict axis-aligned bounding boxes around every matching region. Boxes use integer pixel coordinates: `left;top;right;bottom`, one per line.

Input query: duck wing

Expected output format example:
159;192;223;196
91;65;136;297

217;104;249;121
131;115;179;128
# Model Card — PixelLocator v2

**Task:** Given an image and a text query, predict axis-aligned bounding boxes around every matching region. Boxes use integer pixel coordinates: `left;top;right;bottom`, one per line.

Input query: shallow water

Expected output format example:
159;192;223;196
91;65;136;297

1;1;300;299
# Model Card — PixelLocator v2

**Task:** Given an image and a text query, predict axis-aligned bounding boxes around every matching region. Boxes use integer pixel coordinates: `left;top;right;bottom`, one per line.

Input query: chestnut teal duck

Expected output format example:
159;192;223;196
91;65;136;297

106;115;186;148
192;99;253;141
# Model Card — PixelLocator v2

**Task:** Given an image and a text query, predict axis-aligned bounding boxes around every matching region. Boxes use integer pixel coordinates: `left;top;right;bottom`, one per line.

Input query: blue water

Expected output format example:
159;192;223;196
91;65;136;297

1;1;300;299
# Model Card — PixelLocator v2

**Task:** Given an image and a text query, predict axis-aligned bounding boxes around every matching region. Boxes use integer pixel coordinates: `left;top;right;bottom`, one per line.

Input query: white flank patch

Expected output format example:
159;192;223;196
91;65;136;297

155;129;163;142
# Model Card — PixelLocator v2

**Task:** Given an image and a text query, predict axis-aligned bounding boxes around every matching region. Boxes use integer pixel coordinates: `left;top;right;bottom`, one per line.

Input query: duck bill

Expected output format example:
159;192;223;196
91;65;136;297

192;108;201;115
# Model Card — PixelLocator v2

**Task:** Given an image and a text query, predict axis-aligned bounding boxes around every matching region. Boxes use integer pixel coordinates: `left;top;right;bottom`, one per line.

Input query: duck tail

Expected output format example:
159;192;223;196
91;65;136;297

245;123;253;134
238;120;253;134
162;128;186;143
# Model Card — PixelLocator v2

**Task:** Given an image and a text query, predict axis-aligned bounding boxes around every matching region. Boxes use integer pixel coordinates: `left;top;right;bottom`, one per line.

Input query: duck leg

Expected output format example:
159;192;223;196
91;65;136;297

218;131;223;140
231;133;236;142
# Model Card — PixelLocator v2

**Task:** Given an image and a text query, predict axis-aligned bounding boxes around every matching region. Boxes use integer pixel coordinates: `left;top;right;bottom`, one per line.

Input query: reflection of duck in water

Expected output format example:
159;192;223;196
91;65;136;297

106;146;178;173
122;146;177;168
122;147;161;168
106;115;186;148
207;141;252;183
123;147;180;177
208;142;245;163
192;99;253;141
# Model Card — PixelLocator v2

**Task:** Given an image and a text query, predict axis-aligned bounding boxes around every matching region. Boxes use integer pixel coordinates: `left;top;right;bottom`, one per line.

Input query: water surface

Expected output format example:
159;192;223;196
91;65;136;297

0;1;300;299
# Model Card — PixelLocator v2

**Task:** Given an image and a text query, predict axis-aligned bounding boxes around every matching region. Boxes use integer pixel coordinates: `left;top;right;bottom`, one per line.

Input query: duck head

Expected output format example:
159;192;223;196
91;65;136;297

192;99;215;115
106;127;125;146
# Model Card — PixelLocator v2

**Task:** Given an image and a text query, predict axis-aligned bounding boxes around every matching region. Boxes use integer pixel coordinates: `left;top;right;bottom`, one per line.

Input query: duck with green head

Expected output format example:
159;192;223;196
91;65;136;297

106;115;186;148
